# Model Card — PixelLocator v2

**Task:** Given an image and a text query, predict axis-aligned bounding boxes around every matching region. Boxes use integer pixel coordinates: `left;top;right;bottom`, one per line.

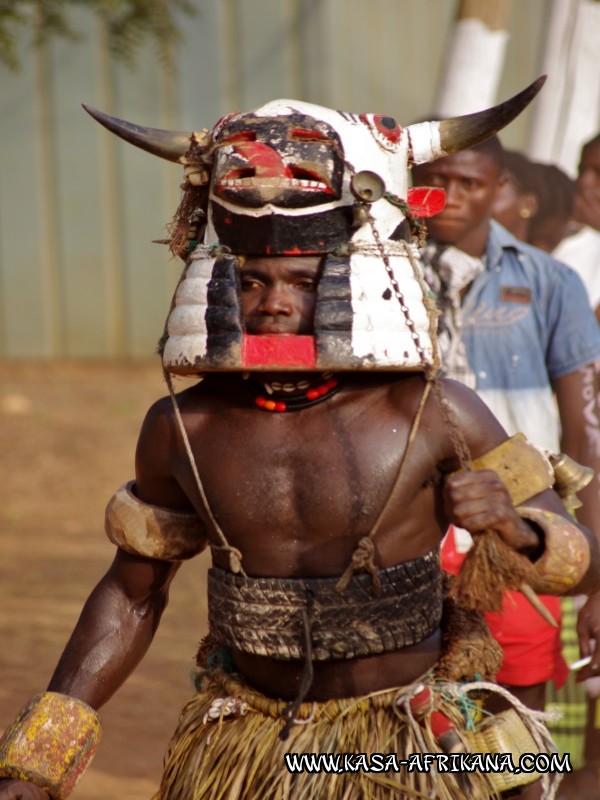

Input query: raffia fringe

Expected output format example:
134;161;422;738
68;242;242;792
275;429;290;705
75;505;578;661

448;532;537;612
153;670;499;800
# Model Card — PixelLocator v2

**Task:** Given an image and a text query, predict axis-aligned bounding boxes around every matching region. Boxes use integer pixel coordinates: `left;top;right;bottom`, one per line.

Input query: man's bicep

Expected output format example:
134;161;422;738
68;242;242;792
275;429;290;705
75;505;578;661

134;399;193;511
439;379;509;469
109;547;181;602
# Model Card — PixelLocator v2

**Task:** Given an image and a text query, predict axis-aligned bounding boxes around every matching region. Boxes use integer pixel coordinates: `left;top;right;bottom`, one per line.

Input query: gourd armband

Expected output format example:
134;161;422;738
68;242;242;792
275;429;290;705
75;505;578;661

0;692;101;799
517;506;590;594
105;480;207;561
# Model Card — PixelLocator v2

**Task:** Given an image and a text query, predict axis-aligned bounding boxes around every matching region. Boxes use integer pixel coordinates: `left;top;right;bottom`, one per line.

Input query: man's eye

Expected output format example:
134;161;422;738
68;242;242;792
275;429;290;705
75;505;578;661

241;278;261;290
296;280;317;291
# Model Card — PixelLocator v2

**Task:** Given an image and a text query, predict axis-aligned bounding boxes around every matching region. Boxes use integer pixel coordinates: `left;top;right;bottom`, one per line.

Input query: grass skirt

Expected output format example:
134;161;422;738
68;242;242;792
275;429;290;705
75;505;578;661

153;668;500;800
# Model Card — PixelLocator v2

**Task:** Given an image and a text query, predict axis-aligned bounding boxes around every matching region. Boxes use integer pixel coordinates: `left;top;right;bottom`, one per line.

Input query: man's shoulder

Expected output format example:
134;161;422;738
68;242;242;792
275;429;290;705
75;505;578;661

141;378;214;427
488;221;586;286
387;375;497;429
432;375;491;413
489;221;558;266
420;377;509;464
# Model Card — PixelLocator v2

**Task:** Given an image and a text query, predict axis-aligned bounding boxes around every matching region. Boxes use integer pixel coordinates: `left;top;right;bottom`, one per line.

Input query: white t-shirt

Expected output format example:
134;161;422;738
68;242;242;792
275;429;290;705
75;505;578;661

554;226;600;310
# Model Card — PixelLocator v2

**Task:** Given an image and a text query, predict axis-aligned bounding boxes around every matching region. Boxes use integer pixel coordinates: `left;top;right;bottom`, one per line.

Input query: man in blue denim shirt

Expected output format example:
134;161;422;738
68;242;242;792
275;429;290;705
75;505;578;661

413;138;600;788
453;218;600;455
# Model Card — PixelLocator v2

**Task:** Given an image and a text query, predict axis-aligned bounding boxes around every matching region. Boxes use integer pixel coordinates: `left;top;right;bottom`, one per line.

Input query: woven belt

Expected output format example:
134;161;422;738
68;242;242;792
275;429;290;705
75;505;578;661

208;547;442;661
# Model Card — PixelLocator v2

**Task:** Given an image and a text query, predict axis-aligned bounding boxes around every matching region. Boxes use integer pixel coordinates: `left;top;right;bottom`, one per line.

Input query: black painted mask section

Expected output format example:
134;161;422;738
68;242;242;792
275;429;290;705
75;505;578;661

212;113;344;210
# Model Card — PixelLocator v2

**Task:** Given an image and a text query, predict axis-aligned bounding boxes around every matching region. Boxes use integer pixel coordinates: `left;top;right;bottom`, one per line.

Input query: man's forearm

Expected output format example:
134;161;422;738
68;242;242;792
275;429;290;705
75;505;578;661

47;553;177;709
576;474;600;542
556;362;600;543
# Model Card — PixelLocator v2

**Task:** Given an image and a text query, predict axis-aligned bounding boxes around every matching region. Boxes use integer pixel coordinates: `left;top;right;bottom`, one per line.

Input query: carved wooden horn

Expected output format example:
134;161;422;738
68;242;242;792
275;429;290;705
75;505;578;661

408;76;547;162
82;104;193;163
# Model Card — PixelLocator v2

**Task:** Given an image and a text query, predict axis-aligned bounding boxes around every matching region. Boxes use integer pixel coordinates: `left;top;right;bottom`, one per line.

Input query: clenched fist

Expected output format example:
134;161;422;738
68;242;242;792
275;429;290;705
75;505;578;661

444;469;541;553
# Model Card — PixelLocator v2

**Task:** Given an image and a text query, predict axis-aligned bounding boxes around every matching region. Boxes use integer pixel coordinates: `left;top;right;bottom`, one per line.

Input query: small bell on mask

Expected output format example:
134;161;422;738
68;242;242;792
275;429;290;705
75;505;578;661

350;170;386;203
351;171;385;228
352;203;370;227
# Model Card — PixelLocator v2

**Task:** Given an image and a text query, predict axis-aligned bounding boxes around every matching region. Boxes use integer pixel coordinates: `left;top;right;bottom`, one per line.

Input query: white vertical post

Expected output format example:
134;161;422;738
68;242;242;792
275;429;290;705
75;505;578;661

528;0;600;175
435;0;514;117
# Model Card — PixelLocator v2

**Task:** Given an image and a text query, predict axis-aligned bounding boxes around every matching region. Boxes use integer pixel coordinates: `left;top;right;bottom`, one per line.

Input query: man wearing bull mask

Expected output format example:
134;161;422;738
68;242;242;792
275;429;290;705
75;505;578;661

0;78;598;800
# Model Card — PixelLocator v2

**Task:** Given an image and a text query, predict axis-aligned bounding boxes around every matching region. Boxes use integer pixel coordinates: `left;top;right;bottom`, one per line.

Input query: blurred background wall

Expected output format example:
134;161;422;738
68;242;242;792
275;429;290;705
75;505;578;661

1;0;599;360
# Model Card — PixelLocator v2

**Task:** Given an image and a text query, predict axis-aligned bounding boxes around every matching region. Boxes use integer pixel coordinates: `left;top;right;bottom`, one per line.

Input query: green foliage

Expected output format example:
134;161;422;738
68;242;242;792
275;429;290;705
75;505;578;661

0;0;196;71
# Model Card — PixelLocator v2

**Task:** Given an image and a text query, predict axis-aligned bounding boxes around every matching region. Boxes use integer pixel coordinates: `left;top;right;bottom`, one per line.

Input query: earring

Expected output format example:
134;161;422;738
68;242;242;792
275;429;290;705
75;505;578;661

519;207;532;219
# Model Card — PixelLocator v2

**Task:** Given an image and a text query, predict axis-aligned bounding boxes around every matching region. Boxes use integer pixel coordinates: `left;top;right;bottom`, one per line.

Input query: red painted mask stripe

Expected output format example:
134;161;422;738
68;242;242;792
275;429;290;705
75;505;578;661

242;334;316;368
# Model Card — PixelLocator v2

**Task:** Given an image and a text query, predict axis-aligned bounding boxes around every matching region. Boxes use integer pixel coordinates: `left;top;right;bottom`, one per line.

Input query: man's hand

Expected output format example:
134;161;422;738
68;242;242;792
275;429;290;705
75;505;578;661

444;469;540;553
576;591;600;681
0;779;49;799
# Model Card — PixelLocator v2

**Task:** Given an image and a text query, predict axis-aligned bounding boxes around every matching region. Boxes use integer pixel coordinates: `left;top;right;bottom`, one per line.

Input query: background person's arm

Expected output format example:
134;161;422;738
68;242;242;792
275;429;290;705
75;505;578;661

555;362;600;678
554;362;600;540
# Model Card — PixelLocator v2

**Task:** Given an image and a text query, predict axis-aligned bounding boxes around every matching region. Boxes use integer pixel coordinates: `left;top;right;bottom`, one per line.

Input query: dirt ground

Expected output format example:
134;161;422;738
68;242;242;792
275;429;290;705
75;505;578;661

0;360;211;799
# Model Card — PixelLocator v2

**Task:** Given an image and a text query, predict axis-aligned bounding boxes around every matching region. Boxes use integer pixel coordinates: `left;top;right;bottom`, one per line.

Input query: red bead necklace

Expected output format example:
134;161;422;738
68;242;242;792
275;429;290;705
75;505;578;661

253;377;341;412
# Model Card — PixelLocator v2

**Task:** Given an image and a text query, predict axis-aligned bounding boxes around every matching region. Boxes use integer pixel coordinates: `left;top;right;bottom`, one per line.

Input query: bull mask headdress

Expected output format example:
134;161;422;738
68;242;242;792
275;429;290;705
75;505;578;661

84;77;545;374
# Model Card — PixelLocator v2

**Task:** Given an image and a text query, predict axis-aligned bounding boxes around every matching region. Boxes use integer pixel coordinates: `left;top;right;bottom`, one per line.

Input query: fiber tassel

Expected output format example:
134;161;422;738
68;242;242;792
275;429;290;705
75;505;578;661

448;530;536;612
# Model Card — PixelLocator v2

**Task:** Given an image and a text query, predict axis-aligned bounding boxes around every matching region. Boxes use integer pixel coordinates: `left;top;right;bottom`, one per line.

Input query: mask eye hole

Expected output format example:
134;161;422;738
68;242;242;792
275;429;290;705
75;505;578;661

373;115;401;143
290;128;331;143
360;113;402;150
222;130;257;144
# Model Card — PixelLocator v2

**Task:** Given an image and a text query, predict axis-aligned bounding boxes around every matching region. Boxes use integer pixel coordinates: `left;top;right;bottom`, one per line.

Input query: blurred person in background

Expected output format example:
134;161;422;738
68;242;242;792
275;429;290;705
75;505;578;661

551;133;600;799
554;133;600;323
492;150;575;254
528;163;575;254
491;149;542;243
413;136;600;799
490;147;595;796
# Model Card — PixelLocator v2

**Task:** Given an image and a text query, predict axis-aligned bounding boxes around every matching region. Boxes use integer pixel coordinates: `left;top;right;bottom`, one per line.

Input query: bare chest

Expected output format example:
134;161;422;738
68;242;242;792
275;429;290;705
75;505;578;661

175;394;441;575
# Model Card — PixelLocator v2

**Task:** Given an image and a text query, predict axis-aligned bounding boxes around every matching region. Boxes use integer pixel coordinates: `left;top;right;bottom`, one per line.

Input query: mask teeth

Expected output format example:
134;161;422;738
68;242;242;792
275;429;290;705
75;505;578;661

219;177;328;191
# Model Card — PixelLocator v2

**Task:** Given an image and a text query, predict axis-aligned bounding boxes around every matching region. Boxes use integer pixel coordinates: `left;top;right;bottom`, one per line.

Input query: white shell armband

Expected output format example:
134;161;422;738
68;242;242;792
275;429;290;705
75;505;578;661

105;481;207;561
